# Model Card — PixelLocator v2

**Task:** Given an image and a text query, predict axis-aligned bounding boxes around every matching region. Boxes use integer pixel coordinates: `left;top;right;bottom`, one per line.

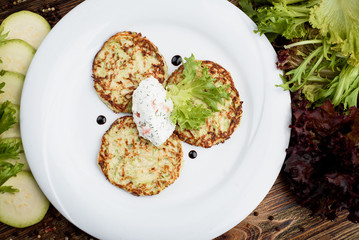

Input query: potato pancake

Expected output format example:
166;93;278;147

93;31;168;113
167;60;243;148
98;116;183;196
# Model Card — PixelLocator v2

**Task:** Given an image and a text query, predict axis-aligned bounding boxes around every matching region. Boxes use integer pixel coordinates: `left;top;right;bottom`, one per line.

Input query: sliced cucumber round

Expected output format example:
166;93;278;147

0;71;25;105
1;104;20;139
0;171;49;228
2;137;30;171
0;10;51;49
0;39;35;75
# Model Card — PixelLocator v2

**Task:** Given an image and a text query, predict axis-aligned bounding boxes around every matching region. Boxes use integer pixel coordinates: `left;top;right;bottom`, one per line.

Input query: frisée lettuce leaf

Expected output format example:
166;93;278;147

0;102;23;194
0;80;23;194
166;54;230;130
0;161;24;194
0;138;23;161
242;0;359;108
239;0;318;41
0;101;18;135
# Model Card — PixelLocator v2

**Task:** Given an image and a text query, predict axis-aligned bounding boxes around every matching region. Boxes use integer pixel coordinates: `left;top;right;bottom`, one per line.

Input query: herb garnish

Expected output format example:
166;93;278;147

166;54;230;130
0;80;24;193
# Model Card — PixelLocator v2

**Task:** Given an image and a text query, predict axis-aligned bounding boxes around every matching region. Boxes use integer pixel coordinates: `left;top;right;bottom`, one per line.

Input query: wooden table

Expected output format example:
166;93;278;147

1;0;358;239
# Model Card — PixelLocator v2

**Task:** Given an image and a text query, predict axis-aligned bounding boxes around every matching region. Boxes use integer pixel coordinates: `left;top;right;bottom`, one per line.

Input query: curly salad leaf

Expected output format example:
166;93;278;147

241;0;359;109
277;39;359;109
0;138;23;161
166;54;230;130
309;0;359;67
278;39;359;109
0;100;18;135
0;161;23;194
239;0;318;41
0;79;23;193
283;93;359;222
241;0;359;222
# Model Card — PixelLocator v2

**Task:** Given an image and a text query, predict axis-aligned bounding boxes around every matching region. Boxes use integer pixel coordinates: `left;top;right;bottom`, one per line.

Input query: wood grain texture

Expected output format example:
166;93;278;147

217;175;359;240
1;0;359;239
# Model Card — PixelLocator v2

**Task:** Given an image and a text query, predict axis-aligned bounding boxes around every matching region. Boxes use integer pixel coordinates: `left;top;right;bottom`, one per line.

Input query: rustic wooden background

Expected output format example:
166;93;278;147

1;0;359;239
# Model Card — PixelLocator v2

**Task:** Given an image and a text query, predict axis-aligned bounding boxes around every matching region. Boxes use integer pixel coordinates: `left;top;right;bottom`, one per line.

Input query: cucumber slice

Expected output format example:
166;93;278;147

2;137;30;171
0;39;35;75
0;171;49;228
0;71;25;105
0;10;51;49
1;104;20;139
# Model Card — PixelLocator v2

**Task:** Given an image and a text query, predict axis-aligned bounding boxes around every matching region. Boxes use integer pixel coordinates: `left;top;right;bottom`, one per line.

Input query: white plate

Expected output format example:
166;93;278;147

20;0;291;239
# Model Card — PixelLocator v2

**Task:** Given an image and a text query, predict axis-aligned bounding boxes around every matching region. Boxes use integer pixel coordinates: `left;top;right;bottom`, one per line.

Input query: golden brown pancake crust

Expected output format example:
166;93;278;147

93;31;168;113
98;116;183;196
167;60;243;148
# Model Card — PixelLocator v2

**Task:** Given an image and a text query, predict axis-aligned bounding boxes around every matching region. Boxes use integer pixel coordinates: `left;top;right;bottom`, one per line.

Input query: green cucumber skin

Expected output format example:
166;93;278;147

0;10;51;30
0;71;25;81
0;39;35;75
0;10;51;229
0;10;51;49
0;171;49;228
0;39;36;54
0;70;25;105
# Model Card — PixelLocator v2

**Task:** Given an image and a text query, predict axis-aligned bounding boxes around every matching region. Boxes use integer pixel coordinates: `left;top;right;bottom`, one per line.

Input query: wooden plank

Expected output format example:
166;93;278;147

217;175;359;240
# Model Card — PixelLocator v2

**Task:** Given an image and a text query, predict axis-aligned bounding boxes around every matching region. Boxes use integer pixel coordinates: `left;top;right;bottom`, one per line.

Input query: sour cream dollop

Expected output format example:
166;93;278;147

132;76;175;146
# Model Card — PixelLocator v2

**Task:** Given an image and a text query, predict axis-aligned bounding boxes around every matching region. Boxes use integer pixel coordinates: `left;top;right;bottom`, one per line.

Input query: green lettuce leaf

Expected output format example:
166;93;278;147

238;0;258;21
317;65;359;109
278;39;359;109
0;138;23;161
170;102;212;130
0;161;24;194
239;0;319;41
167;54;230;130
309;0;359;67
0;101;18;135
0;67;23;193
